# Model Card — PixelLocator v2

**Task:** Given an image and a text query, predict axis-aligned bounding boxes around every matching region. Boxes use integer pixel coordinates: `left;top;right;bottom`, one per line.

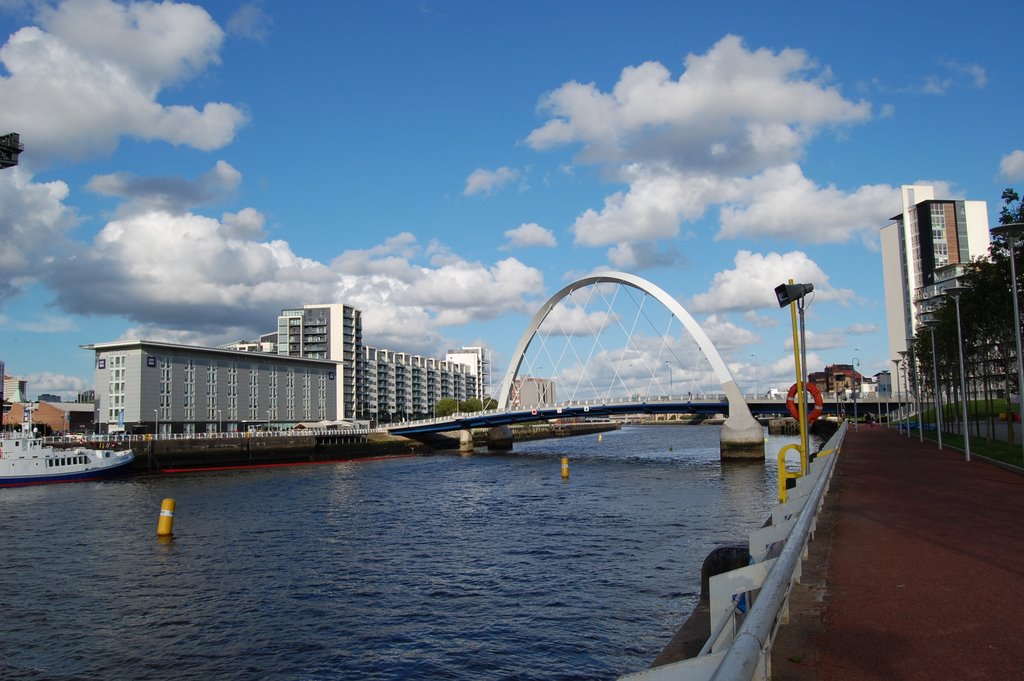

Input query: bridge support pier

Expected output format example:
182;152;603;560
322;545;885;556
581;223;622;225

487;425;513;451
459;429;475;454
720;381;766;460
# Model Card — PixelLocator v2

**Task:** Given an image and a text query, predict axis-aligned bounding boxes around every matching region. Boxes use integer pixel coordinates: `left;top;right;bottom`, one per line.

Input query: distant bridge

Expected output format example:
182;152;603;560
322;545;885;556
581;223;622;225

387;395;902;437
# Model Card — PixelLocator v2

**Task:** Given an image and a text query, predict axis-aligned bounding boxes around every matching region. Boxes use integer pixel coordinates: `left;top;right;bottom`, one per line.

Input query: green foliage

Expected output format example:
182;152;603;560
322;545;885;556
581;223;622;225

1000;188;1023;225
458;397;483;412
434;398;459;417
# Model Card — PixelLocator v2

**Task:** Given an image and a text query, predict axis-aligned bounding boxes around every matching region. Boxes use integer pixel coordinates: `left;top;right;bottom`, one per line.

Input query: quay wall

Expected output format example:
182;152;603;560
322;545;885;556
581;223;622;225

125;433;429;472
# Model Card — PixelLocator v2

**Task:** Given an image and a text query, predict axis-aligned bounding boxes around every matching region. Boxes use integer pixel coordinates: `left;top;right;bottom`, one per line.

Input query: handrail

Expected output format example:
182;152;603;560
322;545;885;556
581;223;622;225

708;425;842;680
620;421;846;681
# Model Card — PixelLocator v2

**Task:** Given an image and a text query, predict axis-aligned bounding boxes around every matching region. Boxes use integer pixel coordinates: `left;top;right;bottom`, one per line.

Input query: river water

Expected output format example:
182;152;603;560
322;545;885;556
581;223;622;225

0;425;795;680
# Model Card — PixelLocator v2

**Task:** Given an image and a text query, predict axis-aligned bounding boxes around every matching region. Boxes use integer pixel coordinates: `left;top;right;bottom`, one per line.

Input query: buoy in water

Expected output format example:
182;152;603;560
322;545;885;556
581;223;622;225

561;456;570;480
598;434;603;442
157;498;176;537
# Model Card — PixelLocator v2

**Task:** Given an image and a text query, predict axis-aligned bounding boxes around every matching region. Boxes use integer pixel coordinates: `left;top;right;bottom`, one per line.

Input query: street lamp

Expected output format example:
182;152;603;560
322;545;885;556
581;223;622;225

906;338;924;443
154;408;159;438
892;357;902;434
851;352;860;431
665;361;674;396
776;281;814;473
897;351;909;437
217;409;222;433
946;285;971;462
750;354;758;398
989;221;1024;464
922;318;943;451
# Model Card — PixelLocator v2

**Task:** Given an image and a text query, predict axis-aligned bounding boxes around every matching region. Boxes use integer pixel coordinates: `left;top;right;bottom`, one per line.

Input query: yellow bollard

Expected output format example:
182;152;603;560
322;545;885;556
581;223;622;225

561;456;570;480
157;498;176;537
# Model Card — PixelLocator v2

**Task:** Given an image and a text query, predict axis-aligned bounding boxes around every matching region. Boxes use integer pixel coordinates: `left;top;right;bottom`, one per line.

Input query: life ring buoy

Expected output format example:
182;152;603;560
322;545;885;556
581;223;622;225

786;382;823;423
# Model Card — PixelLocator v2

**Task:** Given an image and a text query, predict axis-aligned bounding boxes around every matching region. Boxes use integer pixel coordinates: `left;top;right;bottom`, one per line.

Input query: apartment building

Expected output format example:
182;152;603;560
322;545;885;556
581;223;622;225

360;346;474;424
881;184;989;362
276;304;362;420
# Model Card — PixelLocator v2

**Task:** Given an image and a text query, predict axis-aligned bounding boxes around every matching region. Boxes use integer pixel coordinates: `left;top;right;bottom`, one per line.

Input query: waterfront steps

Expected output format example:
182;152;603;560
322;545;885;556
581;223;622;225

771;426;1024;680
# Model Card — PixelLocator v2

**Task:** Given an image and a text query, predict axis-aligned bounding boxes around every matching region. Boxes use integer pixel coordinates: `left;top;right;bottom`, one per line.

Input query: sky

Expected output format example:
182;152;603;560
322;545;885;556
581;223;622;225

1;0;1022;402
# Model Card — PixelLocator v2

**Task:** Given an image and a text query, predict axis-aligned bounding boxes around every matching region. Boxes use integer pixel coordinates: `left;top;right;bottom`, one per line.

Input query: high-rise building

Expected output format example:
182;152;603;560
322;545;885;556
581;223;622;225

277;304;362;420
881;185;989;362
444;346;490;402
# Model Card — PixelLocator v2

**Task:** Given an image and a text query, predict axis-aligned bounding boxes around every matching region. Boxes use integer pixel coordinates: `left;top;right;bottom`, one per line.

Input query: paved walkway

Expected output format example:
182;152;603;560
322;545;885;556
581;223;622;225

772;425;1024;681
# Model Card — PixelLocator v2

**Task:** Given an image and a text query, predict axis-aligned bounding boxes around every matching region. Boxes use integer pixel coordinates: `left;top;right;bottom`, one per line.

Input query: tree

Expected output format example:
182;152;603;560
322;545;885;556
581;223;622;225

458;398;483;413
434;398;458;418
1000;188;1024;225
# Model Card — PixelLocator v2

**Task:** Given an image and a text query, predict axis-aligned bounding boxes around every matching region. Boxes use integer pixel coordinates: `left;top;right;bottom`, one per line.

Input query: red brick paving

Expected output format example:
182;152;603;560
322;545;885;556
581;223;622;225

809;426;1024;681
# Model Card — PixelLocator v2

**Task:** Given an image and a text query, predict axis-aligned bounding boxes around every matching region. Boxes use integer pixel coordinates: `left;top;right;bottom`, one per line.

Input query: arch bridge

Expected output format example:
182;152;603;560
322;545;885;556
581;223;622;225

391;272;768;459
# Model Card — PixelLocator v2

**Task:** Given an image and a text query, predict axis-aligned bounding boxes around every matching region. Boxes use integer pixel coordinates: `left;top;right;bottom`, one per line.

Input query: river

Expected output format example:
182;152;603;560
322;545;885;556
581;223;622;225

0;424;796;680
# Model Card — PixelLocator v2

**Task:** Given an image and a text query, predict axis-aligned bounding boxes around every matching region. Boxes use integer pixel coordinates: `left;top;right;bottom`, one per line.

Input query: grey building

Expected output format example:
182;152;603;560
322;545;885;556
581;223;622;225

83;340;338;434
277;304;362;420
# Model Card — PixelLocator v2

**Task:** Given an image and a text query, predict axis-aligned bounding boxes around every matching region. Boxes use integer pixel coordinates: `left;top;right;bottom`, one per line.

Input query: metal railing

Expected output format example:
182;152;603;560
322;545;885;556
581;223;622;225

620;422;847;681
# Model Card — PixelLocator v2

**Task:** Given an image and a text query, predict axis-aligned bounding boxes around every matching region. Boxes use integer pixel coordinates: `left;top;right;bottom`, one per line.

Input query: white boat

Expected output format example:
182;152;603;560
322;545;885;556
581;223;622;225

0;434;135;487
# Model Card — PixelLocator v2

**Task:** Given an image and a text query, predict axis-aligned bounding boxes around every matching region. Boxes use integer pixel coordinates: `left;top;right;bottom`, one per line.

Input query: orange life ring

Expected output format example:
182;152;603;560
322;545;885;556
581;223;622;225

786;382;823;423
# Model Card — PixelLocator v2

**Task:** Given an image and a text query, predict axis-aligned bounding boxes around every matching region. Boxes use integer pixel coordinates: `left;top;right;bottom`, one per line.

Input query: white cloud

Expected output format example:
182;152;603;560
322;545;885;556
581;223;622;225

0;168;77;301
606;241;684;269
24;371;90;400
528;34;870;174
463;166;519;196
688;250;855;313
999;150;1024;182
529;35;884;253
226;3;273;42
717;165;897;245
700;314;759;353
33;162;548;355
0;0;246;164
570;163;737;246
503;222;557;249
86;160;242;214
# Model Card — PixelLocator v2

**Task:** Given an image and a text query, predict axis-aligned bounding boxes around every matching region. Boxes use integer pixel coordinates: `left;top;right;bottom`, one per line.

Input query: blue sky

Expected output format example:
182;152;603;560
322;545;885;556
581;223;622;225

1;0;1022;401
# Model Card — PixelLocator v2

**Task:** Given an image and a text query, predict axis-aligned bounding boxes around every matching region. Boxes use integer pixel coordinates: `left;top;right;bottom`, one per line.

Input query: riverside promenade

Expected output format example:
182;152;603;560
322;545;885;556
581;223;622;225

770;424;1024;680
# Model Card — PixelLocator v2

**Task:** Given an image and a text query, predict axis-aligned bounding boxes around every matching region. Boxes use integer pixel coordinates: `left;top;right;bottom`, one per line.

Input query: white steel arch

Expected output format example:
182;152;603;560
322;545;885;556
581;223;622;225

495;272;762;451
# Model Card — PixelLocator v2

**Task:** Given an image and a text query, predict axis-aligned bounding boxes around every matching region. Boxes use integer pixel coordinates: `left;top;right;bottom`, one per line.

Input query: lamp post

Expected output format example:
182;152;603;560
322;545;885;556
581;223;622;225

775;281;814;474
851;353;860;431
923;319;943;450
750;354;758;398
217;409;222;433
946;285;971;462
906;338;924;443
989;222;1024;464
154;408;159;438
892;358;902;434
897;351;909;437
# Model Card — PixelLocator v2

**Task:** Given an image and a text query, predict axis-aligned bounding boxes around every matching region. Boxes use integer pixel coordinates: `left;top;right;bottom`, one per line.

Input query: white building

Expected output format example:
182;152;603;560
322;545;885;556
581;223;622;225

83;340;338;434
444;346;490;402
361;347;474;424
881;184;989;363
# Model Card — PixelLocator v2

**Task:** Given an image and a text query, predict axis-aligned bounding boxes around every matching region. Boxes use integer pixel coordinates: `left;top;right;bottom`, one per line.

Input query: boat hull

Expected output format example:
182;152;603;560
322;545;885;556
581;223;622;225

0;455;135;487
0;439;136;488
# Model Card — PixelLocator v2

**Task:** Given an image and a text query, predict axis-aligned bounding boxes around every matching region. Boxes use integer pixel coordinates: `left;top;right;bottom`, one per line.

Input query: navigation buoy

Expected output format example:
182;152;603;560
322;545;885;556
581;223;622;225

157;498;176;537
561;457;570;480
598;433;603;442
